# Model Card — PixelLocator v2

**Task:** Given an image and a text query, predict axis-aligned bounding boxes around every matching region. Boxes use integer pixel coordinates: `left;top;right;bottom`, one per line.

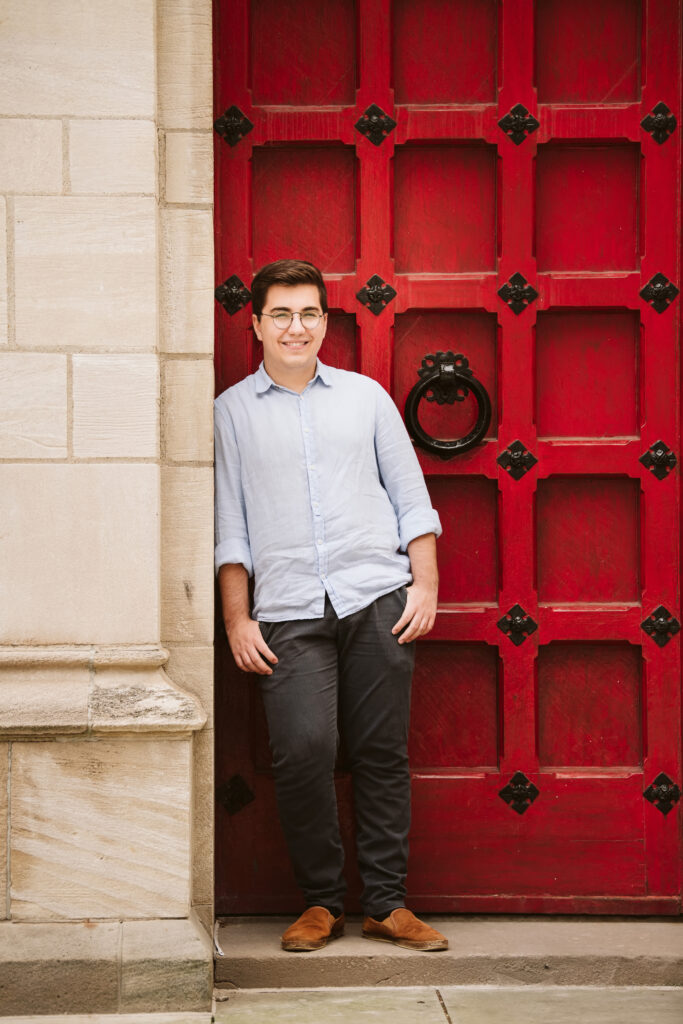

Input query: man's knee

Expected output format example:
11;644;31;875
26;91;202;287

270;725;338;775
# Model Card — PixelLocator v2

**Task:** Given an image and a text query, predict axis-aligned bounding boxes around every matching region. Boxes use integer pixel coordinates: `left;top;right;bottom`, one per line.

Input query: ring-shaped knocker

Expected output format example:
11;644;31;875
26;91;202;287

404;351;492;459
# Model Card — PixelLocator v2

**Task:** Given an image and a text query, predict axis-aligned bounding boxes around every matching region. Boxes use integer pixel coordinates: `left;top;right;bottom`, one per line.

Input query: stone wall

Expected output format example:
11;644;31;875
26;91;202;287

0;0;215;1012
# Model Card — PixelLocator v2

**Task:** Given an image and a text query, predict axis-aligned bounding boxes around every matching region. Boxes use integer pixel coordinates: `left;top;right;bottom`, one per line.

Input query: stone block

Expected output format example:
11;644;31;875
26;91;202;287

0;464;159;645
191;727;214;905
0;120;62;193
14;197;156;351
158;0;213;130
165;645;213;728
160;208;214;354
0;666;89;734
165;132;213;203
0;0;155;117
70;120;157;195
216;989;446;1023
0;353;67;458
90;665;206;733
193;902;213;938
0;746;7;918
72;354;159;458
161;467;214;643
0;920;119;1015
120;916;213;1012
439;987;683;1024
0;198;6;347
163;358;214;462
11;737;192;921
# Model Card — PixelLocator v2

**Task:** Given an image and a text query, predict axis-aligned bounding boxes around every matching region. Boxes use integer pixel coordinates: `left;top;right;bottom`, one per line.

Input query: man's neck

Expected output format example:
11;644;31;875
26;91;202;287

263;360;317;394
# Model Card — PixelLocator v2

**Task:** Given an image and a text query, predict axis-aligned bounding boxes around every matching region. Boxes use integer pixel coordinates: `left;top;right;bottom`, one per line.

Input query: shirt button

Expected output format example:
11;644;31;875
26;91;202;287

321;574;327;581
316;538;323;545
308;464;315;471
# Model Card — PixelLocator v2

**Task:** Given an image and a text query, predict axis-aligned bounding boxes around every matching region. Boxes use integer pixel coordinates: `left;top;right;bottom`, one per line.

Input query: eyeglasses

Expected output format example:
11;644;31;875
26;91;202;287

261;311;324;331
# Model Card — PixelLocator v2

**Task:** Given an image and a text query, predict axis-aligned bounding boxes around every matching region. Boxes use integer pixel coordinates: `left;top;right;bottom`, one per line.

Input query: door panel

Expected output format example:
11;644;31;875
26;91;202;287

214;0;682;913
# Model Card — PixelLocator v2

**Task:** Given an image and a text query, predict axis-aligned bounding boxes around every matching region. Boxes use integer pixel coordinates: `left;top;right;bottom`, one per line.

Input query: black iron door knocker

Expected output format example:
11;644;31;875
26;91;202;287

404;351;492;459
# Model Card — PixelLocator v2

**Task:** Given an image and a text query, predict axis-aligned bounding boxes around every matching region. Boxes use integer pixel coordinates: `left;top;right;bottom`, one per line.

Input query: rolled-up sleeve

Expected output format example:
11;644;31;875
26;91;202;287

214;400;253;575
373;385;443;550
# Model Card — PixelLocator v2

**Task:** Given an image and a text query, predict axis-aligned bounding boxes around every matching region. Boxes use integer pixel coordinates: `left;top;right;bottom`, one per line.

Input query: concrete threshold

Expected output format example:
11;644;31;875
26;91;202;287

214;915;683;989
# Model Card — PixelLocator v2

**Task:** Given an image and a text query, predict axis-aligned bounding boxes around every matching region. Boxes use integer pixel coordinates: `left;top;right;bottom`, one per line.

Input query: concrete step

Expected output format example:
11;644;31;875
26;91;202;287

214;915;683;989
213;986;683;1024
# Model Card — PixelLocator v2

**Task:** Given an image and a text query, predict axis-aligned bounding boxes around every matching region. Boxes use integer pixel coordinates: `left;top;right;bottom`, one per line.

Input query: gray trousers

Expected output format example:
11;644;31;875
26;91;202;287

258;587;415;919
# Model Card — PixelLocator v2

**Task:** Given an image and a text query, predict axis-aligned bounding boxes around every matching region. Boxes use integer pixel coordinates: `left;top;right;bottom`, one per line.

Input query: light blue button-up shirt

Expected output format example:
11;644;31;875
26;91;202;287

214;360;442;622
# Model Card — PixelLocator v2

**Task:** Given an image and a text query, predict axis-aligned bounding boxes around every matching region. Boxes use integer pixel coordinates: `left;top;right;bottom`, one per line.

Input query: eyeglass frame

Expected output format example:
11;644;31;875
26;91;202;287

259;310;325;331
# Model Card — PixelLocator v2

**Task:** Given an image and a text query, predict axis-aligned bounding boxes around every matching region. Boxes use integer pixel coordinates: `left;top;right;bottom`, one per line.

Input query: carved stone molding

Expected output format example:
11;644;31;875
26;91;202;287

0;644;170;668
0;646;206;735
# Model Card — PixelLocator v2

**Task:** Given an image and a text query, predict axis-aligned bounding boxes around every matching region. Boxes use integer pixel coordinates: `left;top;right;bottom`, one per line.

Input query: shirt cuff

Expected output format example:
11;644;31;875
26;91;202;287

397;509;443;551
214;539;254;577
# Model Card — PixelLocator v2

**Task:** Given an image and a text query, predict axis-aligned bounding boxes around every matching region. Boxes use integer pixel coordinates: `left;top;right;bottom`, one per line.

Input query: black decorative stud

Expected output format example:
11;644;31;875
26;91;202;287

356;274;397;315
499;772;540;815
215;275;252;315
216;774;255;815
497;604;538;646
644;773;681;816
497;440;538;480
640;441;677;480
355;104;397;146
498;272;539;315
498;103;540;145
641;102;677;145
641;606;681;648
214;105;254;147
640;273;679;314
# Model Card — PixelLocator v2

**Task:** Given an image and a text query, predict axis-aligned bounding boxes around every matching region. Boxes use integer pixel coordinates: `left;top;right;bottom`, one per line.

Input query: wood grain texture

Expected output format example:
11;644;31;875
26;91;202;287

214;0;682;913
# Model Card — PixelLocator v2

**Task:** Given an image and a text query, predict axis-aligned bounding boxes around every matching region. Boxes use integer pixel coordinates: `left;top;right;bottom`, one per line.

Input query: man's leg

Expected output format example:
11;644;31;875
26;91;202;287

337;587;448;951
337;587;414;919
258;601;346;917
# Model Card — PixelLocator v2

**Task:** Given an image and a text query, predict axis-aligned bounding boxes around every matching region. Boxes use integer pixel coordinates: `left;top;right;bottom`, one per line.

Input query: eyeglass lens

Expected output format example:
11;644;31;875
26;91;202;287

270;312;321;329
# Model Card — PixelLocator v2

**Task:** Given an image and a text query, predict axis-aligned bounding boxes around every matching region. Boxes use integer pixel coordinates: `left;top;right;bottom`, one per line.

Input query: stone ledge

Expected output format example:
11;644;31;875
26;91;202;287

215;915;683;989
0;645;169;668
0;914;212;1016
121;917;214;1012
0;919;119;1015
0;647;207;734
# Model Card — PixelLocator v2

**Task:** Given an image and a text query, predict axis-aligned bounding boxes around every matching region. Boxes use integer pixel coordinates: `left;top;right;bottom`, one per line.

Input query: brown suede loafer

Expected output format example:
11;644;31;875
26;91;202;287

281;906;345;952
362;908;448;951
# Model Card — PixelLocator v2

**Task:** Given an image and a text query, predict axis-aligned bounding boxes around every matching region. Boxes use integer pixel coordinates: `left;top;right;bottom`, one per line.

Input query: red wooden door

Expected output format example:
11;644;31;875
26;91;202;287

214;0;683;914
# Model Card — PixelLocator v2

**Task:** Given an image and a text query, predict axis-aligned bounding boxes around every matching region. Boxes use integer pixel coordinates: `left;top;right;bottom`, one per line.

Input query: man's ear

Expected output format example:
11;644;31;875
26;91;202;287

252;313;262;341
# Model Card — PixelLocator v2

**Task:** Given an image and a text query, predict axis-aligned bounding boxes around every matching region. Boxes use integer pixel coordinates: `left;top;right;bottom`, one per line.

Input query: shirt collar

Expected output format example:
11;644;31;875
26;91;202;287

254;359;333;394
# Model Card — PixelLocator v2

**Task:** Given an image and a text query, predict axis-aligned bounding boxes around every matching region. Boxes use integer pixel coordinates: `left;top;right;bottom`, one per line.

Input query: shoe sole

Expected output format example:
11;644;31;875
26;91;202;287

281;927;345;952
361;932;448;951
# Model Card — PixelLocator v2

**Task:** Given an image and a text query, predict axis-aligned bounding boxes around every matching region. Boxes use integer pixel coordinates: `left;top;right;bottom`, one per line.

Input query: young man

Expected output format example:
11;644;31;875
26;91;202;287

215;259;447;952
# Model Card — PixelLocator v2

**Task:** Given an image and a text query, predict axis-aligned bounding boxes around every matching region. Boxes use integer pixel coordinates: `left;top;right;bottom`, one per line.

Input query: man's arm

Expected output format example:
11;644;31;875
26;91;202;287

214;401;277;676
391;532;439;644
218;563;278;675
371;385;441;643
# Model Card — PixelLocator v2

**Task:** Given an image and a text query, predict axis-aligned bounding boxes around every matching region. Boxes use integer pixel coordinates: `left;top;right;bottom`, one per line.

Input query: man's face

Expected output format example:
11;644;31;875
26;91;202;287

253;283;327;385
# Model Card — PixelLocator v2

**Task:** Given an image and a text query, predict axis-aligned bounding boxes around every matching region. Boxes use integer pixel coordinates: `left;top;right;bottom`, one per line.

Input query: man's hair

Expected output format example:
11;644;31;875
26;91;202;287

251;259;328;318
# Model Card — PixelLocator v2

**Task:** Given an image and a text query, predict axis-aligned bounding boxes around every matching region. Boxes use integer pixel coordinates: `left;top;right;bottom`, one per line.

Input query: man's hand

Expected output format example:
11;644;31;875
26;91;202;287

218;563;278;675
391;582;438;644
227;616;278;676
392;532;439;644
